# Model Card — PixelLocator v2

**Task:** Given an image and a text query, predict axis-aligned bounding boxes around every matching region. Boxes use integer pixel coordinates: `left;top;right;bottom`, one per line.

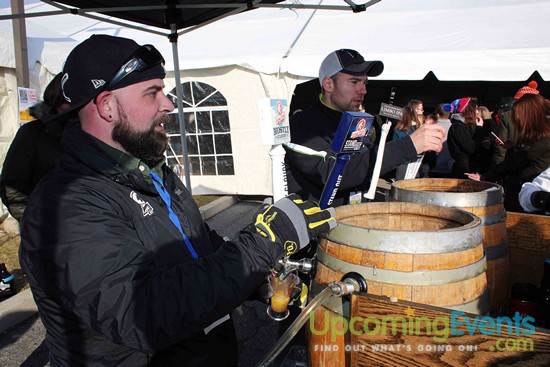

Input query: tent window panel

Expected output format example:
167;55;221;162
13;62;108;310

166;114;182;134
201;156;216;175
186;135;199;155
168;136;182;155
197;111;212;133
192;82;217;105
212;110;230;132
185;112;196;134
198;135;214;154
181;83;193;105
189;156;201;175
214;134;232;154
200;91;226;107
167;81;233;177
217;156;234;175
166;156;179;168
168;92;192;109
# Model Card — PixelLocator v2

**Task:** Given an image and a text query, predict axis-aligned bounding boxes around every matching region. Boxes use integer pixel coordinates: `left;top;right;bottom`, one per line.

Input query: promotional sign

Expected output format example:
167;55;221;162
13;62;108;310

379;102;403;120
320;112;374;208
18;87;38;124
258;98;290;145
331;112;374;154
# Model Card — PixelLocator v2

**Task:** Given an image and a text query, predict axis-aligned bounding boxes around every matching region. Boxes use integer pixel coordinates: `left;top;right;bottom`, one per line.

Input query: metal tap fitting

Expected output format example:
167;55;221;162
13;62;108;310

277;258;314;280
328;272;368;297
327;280;356;297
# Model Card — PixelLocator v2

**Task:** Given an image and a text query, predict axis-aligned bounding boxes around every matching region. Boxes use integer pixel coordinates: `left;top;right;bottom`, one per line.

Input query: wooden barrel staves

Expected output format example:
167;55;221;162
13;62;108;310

390;178;509;314
308;202;488;367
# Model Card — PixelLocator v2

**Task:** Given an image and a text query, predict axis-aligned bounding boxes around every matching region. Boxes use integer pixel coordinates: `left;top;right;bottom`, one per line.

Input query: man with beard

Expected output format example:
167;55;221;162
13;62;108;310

19;35;335;367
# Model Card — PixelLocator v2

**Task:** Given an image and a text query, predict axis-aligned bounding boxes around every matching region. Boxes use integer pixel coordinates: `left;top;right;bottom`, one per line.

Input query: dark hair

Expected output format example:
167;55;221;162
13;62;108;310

511;94;550;144
43;73;65;110
435;103;450;118
395;105;418;132
29;73;66;120
408;99;423;109
462;97;478;127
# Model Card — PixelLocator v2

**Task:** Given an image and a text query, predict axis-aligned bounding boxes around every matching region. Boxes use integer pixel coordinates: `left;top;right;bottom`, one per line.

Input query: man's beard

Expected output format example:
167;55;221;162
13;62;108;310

111;107;169;167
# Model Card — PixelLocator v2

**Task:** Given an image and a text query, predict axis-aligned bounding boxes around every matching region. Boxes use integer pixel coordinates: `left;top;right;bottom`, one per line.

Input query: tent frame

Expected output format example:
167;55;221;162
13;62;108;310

2;0;380;192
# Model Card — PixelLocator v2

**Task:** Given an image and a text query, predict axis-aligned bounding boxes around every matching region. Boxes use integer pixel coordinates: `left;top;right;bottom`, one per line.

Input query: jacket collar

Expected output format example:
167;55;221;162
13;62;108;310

60;122;160;193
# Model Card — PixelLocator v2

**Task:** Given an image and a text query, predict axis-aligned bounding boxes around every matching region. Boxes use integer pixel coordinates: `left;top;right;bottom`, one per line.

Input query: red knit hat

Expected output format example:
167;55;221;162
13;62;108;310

514;81;539;100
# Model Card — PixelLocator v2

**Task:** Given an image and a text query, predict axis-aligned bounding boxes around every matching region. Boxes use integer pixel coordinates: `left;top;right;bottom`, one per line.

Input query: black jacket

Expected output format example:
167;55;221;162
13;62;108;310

481;136;550;212
447;115;491;178
0;108;64;221
19;123;282;366
284;99;418;206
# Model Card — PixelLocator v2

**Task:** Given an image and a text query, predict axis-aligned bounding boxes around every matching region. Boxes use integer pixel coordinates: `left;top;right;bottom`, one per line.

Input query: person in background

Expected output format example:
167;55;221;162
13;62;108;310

424;114;437;125
491;83;538;168
19;35;335;367
359;99;378;149
492;97;514;129
284;49;446;207
447;97;491;178
466;93;550;212
393;105;420;140
409;99;425;122
0;73;68;222
430;103;455;178
419;112;438;178
476;105;495;173
518;166;550;214
392;103;434;180
477;105;492;120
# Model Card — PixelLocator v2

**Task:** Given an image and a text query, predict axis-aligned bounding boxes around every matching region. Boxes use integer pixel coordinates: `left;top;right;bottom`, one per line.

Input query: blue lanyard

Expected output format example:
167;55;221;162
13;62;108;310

150;172;199;259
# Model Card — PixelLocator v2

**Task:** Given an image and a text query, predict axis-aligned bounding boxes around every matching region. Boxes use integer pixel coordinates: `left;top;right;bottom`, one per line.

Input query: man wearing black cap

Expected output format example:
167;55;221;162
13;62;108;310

19;35;336;367
284;49;446;206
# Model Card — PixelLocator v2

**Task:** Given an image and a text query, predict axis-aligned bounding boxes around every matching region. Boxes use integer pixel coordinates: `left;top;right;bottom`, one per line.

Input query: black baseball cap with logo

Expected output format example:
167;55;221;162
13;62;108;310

54;34;166;120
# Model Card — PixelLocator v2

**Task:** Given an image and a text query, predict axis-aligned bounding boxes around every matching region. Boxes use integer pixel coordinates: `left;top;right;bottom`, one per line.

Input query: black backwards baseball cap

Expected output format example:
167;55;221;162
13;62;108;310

318;49;384;86
58;34;166;118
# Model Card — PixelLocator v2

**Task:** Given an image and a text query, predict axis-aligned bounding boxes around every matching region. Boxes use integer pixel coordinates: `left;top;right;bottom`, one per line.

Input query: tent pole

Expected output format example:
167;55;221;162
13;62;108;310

10;0;29;88
170;24;192;193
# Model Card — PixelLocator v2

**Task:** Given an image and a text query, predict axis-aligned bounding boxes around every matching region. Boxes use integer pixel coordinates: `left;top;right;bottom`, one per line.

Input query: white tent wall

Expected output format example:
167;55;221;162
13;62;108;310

0;67;19;166
0;14;77;189
0;27;21;169
167;66;309;195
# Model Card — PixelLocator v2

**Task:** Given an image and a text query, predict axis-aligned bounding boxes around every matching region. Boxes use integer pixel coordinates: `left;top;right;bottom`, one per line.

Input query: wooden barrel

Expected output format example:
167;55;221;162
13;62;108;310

308;202;488;367
390;178;509;314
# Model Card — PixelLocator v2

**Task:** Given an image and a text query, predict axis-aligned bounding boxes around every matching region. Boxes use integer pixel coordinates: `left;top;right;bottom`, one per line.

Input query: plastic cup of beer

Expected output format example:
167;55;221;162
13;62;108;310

267;273;297;321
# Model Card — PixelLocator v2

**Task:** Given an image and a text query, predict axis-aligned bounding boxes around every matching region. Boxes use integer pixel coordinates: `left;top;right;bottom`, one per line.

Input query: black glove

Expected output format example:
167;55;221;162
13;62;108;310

531;191;550;211
251;275;275;304
254;194;336;256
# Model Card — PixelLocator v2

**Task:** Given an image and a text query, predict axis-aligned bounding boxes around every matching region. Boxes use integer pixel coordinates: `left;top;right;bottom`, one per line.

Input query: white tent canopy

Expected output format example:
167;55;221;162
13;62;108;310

169;0;550;81
4;0;550;81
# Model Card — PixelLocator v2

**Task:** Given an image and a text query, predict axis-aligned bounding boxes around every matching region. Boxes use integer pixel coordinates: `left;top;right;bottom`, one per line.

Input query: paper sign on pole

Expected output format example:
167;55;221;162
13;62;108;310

18;87;38;124
258;98;290;146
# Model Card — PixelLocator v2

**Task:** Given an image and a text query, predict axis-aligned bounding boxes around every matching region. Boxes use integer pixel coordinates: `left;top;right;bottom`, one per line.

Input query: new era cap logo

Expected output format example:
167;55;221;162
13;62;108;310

92;79;106;89
61;73;71;103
